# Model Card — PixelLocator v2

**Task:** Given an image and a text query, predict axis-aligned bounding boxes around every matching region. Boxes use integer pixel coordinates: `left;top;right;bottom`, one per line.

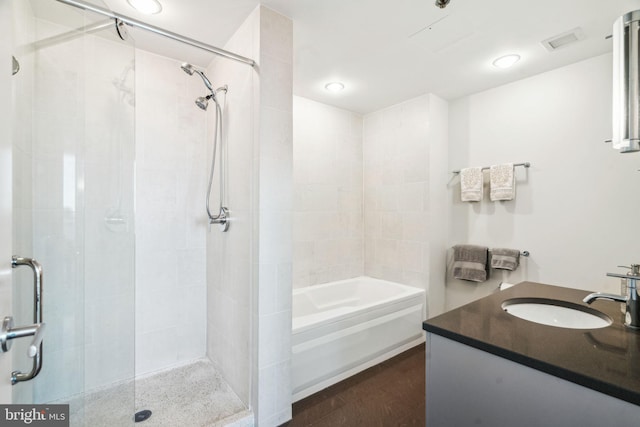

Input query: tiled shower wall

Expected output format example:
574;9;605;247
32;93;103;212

135;50;208;375
255;7;294;425
362;93;451;315
206;7;256;406
292;94;448;315
9;3;137;405
207;6;294;426
7;0;34;403
293;96;364;288
363;96;431;289
26;15;90;403
83;29;136;393
0;0;14;401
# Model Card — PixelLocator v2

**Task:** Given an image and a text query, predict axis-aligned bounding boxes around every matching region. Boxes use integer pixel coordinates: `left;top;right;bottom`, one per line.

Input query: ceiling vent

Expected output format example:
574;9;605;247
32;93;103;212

541;28;585;51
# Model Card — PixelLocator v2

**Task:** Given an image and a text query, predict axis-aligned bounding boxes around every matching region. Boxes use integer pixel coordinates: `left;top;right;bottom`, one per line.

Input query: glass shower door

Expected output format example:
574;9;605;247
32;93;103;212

6;0;136;425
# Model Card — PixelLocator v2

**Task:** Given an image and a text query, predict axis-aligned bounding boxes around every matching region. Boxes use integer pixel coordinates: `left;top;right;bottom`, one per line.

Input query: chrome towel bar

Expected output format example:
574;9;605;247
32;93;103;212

452;162;531;174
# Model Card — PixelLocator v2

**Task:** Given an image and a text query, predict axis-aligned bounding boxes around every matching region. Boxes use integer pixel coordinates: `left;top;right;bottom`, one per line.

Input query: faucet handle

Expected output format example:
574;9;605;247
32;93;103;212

617;264;640;274
608;272;640;281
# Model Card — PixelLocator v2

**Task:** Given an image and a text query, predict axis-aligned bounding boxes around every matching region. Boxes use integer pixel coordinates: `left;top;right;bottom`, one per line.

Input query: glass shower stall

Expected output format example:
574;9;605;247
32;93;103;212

5;0;136;424
1;0;263;424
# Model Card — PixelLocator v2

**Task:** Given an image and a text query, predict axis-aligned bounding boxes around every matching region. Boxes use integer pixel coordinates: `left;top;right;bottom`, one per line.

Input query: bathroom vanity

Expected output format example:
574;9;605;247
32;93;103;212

423;282;640;426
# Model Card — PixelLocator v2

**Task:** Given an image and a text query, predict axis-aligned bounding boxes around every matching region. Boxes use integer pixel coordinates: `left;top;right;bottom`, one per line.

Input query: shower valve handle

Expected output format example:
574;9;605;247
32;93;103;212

210;206;230;232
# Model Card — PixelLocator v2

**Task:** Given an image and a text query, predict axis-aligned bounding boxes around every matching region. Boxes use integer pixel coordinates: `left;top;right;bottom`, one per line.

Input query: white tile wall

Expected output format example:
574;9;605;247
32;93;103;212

3;0;32;403
135;50;208;376
9;4;294;424
363;95;431;292
6;7;138;407
425;94;448;316
206;7;257;408
83;32;136;393
257;7;293;426
207;7;294;426
293;97;364;287
293;93;448;316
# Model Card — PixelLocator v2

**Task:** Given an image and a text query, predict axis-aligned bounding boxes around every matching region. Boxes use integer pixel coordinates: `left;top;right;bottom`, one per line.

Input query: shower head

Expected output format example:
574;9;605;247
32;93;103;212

196;94;213;111
180;62;214;93
181;63;227;111
435;0;450;8
181;62;195;75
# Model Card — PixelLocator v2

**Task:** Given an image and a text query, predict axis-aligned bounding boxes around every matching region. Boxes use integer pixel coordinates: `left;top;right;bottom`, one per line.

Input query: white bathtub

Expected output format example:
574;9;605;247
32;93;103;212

292;276;426;401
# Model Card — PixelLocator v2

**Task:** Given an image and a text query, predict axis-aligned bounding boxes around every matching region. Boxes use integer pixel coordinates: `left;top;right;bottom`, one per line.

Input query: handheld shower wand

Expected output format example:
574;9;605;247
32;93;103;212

181;63;215;93
180;62;230;231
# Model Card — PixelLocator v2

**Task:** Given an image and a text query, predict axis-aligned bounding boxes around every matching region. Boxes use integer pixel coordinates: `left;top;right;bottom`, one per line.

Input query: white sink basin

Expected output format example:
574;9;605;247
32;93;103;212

502;298;612;329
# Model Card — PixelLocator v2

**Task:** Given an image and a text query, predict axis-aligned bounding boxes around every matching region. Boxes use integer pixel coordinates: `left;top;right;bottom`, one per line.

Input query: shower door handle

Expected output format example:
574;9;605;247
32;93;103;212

10;256;44;384
0;317;46;358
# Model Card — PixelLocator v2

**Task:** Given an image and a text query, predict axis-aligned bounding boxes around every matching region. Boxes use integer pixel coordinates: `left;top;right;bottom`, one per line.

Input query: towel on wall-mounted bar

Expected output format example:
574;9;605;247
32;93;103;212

460;167;483;202
490;248;520;271
489;163;515;201
452;244;488;282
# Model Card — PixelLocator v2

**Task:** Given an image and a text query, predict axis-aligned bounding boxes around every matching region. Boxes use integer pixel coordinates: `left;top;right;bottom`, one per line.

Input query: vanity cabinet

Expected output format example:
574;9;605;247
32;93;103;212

423;282;640;427
426;333;638;426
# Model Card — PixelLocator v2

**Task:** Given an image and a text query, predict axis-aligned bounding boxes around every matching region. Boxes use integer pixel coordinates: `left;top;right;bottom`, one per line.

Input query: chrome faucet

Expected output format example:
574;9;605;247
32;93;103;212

583;271;640;329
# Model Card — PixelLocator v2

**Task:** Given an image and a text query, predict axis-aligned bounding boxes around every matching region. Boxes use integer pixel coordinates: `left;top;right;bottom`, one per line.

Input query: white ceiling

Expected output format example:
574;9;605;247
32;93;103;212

64;0;640;113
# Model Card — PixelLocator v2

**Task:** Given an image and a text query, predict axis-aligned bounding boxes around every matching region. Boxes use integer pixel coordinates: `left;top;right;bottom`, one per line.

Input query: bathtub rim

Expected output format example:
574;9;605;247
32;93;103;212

292;276;426;334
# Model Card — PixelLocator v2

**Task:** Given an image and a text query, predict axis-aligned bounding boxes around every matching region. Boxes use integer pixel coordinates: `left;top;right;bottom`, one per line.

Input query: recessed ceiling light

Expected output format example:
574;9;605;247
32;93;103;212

492;54;521;69
325;82;345;92
127;0;162;14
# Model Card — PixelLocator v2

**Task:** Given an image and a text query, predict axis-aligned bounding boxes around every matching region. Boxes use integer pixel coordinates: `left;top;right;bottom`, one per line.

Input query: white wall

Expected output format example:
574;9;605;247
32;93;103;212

1;0;19;404
293;96;363;287
446;53;638;310
364;96;430;290
207;6;293;426
206;7;256;407
134;50;208;376
83;29;136;394
426;94;449;316
291;93;448;315
255;7;294;426
6;7;137;406
363;94;448;316
26;15;87;403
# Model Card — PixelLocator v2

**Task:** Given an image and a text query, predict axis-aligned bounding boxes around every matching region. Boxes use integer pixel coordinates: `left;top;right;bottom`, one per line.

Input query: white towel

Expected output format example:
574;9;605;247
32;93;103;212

490;163;515;201
460;167;483;202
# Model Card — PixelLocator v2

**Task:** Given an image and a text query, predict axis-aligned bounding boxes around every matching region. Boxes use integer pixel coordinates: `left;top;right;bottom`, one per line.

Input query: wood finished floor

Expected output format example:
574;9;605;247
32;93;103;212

284;344;425;427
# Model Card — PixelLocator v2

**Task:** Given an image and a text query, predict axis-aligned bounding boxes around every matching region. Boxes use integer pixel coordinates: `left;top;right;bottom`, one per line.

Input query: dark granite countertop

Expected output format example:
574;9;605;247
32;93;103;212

423;281;640;406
